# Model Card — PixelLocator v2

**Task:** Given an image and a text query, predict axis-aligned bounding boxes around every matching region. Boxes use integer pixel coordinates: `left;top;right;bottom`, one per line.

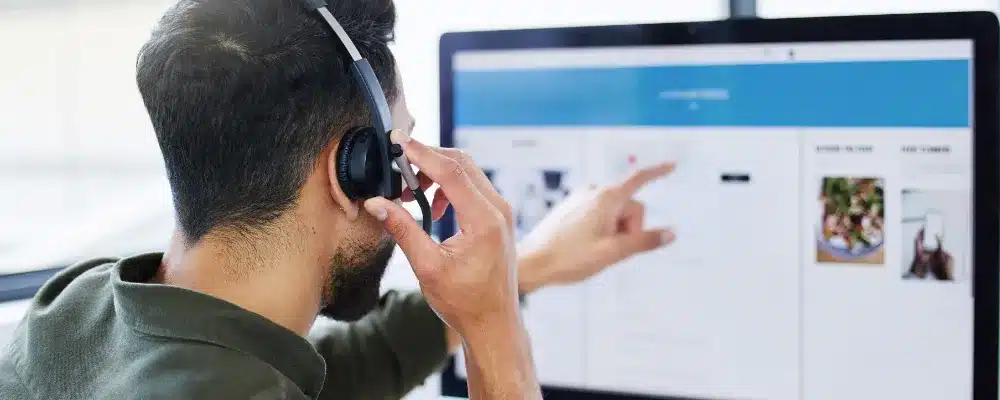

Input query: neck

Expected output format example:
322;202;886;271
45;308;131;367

159;227;324;336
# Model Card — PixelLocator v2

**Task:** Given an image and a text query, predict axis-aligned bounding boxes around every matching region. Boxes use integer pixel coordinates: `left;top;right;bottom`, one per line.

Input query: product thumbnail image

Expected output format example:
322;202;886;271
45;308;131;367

816;176;886;265
900;189;967;282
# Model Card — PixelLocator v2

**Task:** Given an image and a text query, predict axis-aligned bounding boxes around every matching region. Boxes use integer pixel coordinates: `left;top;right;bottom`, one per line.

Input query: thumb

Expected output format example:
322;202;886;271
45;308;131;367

603;229;675;262
364;197;439;264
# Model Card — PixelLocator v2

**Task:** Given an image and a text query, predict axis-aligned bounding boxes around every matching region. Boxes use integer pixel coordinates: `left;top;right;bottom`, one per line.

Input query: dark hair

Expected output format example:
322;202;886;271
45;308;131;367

136;0;397;243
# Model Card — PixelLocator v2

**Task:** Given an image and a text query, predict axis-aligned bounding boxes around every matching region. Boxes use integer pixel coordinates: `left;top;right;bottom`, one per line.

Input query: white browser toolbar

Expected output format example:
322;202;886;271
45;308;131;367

453;39;973;70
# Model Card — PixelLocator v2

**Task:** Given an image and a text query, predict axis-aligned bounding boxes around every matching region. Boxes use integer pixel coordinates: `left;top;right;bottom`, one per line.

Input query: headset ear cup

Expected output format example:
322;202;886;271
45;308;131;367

337;126;386;200
336;127;365;200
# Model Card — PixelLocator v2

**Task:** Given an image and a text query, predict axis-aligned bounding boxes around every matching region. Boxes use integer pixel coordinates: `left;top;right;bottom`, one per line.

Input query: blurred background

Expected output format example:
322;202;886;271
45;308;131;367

0;1;997;399
3;0;997;290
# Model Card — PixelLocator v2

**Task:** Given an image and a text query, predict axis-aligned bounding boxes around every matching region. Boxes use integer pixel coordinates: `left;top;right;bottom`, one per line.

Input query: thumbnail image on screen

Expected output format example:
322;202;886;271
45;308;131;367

816;177;886;265
481;167;575;239
900;188;968;282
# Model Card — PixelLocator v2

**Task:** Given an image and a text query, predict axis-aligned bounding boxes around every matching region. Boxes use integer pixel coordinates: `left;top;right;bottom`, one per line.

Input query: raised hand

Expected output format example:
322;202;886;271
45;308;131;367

361;129;540;399
517;163;677;293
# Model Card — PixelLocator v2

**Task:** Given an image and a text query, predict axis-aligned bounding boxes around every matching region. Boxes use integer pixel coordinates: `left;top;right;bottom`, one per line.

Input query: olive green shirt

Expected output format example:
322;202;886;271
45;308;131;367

0;253;449;399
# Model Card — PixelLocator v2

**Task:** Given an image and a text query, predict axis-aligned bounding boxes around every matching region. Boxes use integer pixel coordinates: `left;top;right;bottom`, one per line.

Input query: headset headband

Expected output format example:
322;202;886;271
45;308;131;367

308;3;394;134
300;0;393;192
299;0;432;234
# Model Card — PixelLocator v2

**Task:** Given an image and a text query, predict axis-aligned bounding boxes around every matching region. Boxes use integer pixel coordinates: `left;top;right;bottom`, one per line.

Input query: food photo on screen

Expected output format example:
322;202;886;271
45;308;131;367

816;176;886;265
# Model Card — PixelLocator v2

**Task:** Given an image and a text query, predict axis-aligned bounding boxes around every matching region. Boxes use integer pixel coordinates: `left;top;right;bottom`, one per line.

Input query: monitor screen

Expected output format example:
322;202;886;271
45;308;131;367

448;39;974;400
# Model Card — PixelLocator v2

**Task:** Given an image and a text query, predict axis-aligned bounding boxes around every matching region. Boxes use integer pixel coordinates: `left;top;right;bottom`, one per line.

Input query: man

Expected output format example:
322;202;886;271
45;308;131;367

0;0;675;399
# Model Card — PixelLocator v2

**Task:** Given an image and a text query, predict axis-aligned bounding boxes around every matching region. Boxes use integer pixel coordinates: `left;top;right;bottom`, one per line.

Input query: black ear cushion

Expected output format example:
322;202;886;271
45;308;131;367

336;127;368;200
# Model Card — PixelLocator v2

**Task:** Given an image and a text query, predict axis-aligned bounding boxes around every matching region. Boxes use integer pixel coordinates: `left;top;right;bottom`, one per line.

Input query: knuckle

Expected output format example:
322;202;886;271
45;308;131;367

497;200;514;223
439;147;462;159
634;167;653;179
453;149;473;167
427;156;465;183
643;234;661;249
446;158;466;180
443;148;477;173
627;171;648;186
482;223;504;241
597;188;619;204
480;209;508;238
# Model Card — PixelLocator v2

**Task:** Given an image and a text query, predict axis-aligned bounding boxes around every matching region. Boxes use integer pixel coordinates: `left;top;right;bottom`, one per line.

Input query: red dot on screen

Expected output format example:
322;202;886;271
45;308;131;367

627;155;637;164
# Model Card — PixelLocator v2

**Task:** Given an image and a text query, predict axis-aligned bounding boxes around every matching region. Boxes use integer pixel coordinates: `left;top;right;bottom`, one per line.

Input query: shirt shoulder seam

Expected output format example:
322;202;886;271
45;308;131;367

127;324;292;379
123;327;305;397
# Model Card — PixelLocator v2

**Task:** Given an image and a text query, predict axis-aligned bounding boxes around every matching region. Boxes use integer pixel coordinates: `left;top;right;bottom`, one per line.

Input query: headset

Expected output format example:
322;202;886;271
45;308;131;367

299;0;432;234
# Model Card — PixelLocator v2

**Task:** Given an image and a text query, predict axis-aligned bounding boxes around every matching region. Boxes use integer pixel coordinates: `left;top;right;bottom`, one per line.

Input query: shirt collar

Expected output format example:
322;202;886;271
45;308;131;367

111;253;326;397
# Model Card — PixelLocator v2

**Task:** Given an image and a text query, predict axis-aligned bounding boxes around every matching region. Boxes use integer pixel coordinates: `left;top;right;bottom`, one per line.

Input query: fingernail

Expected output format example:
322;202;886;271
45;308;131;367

390;129;411;144
661;229;676;245
364;199;388;221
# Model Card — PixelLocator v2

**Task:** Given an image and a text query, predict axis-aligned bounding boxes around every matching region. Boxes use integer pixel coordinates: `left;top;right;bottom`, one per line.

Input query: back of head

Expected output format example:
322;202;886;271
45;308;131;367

136;0;398;243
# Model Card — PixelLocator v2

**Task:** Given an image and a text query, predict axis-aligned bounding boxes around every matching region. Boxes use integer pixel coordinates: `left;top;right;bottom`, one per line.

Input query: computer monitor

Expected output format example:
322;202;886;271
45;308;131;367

438;12;999;400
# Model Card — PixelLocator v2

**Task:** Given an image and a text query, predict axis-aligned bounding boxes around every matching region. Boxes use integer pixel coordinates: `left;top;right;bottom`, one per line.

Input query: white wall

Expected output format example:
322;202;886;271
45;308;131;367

0;1;176;273
0;2;171;165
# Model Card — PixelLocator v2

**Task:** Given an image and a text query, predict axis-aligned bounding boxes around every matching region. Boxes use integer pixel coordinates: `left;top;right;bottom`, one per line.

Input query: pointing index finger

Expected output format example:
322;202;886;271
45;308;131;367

615;162;676;197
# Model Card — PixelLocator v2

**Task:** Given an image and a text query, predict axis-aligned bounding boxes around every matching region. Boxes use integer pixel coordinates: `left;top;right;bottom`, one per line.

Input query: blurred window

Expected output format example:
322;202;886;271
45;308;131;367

0;0;726;293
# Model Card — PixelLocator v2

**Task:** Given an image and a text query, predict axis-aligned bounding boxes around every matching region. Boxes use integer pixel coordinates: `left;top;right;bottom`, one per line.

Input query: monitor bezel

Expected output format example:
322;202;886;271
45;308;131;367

438;11;999;400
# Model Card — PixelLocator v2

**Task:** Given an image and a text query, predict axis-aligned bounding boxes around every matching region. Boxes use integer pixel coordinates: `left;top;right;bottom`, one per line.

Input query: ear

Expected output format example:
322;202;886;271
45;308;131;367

326;136;360;221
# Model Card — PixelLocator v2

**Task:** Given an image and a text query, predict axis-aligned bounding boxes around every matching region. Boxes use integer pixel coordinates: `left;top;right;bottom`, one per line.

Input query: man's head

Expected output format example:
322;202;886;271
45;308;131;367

137;0;413;321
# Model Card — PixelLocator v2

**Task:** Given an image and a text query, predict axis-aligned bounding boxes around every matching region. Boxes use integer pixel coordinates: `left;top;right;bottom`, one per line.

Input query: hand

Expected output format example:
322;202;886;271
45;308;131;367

915;228;925;254
363;130;520;336
518;163;677;294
